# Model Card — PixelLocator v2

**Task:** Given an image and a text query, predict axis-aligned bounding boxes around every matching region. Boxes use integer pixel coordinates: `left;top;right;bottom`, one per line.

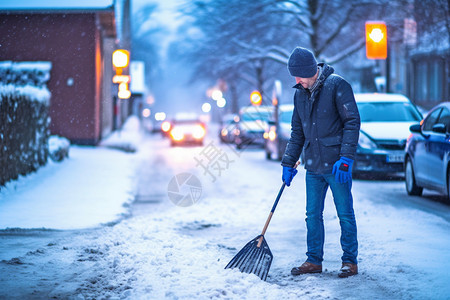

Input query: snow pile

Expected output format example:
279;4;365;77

0;146;138;230
48;135;70;162
100;115;143;153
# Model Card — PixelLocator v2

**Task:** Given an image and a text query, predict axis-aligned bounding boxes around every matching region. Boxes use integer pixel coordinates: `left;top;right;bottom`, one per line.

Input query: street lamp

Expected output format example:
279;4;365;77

112;49;131;130
217;97;226;108
112;49;130;70
211;90;223;101
202;102;212;113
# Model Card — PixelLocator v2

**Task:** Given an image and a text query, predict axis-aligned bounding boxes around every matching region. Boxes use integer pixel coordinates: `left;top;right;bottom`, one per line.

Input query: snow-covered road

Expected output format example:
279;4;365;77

1;131;449;299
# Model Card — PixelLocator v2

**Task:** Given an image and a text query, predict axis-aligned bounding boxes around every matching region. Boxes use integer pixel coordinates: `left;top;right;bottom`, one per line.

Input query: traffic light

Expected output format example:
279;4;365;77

250;90;262;106
365;21;387;59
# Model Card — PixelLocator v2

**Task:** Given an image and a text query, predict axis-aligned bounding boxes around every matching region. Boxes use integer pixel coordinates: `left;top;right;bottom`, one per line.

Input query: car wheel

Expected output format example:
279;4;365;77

405;157;423;196
266;151;272;160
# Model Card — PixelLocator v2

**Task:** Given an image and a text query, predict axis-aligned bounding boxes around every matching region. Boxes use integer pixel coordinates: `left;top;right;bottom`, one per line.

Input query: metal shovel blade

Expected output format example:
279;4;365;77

224;235;273;281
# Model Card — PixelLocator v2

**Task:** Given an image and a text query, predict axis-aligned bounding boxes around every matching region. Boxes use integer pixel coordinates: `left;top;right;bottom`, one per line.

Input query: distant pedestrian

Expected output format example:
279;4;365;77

281;47;360;278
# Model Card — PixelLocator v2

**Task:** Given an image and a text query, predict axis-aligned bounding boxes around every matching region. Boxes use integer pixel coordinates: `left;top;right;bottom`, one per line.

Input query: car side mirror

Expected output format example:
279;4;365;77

432;123;446;134
409;124;422;133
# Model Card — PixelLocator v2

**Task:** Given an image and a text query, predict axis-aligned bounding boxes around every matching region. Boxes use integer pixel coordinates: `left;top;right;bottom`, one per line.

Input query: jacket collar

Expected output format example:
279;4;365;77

292;63;334;90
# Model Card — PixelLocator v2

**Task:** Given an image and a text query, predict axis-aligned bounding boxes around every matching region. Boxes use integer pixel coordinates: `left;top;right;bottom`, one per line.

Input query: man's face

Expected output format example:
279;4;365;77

295;69;319;89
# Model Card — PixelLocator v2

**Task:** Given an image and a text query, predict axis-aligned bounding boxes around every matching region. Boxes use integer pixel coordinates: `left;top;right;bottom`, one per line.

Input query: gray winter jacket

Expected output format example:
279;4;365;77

281;63;360;174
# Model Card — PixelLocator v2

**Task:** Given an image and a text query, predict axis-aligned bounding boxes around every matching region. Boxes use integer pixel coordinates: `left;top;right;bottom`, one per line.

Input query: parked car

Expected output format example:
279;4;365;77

169;114;206;146
151;112;168;134
234;105;273;149
219;113;239;144
353;93;423;175
264;104;294;160
405;102;450;202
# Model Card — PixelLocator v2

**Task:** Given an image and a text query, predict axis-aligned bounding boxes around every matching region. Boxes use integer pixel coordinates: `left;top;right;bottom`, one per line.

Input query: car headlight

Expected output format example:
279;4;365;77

221;128;228;136
193;125;206;139
161;121;171;132
171;128;184;141
358;131;377;150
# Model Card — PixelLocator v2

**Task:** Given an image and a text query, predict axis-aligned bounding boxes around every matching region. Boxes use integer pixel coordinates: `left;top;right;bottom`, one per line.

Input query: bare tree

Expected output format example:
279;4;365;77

414;0;450;49
174;0;410;110
132;4;168;87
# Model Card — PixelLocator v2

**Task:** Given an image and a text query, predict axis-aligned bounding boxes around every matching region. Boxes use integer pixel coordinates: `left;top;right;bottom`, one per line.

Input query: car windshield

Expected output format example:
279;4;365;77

357;102;422;122
280;110;293;123
241;111;271;121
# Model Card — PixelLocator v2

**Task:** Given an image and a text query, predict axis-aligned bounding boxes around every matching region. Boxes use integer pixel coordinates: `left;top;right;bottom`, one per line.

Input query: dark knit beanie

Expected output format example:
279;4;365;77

287;47;318;78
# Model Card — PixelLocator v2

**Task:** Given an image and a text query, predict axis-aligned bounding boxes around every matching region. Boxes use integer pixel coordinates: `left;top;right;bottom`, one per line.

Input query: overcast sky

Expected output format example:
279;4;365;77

131;0;183;31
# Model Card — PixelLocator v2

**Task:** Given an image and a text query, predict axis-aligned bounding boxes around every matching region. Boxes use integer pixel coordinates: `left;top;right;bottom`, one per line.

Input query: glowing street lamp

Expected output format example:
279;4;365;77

211;90;223;101
217;97;226;108
202;102;212;113
142;108;151;118
118;82;131;99
154;112;166;121
112;49;130;69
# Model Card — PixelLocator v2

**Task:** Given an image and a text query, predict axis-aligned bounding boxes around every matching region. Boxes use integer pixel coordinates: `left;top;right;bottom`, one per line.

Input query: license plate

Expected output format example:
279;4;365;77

387;153;404;163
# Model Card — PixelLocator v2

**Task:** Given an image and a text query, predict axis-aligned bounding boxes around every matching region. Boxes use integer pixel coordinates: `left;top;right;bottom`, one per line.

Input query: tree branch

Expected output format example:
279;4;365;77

316;6;355;54
323;38;365;65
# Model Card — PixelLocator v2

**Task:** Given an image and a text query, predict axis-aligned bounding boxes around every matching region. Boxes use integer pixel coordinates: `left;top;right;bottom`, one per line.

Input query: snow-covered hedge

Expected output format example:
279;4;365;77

0;61;52;186
48;135;70;162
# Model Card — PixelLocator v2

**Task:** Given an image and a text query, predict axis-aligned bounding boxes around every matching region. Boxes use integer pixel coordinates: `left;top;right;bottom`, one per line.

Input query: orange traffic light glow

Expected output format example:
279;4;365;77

250;90;262;106
365;21;387;59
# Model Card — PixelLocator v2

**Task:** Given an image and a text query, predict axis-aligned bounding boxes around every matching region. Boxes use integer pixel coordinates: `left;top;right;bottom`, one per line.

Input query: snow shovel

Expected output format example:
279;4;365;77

225;161;300;281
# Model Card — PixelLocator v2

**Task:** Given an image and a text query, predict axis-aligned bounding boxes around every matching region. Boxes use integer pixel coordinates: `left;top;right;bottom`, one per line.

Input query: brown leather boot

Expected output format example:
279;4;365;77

291;261;322;275
338;263;358;278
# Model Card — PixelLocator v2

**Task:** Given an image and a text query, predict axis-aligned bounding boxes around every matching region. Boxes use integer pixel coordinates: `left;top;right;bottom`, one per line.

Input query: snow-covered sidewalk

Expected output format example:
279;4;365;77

0;117;142;230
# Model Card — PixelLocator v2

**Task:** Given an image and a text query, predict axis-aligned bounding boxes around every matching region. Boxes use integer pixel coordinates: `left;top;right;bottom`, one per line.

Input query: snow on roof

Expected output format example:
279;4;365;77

355;93;411;103
0;0;113;11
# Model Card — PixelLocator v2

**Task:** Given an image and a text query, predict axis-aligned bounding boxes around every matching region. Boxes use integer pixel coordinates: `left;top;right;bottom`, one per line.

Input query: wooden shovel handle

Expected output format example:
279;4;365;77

257;161;300;247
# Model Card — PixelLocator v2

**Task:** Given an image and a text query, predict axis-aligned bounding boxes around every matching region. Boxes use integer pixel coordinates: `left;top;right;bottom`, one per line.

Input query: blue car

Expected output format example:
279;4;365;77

405;102;450;202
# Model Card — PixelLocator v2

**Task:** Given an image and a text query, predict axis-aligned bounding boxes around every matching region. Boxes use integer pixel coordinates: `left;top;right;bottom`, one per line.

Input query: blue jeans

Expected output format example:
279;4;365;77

305;171;358;265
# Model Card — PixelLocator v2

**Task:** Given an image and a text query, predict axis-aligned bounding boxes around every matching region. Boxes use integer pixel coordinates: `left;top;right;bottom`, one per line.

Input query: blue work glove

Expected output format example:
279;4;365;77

332;157;354;184
282;166;298;186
